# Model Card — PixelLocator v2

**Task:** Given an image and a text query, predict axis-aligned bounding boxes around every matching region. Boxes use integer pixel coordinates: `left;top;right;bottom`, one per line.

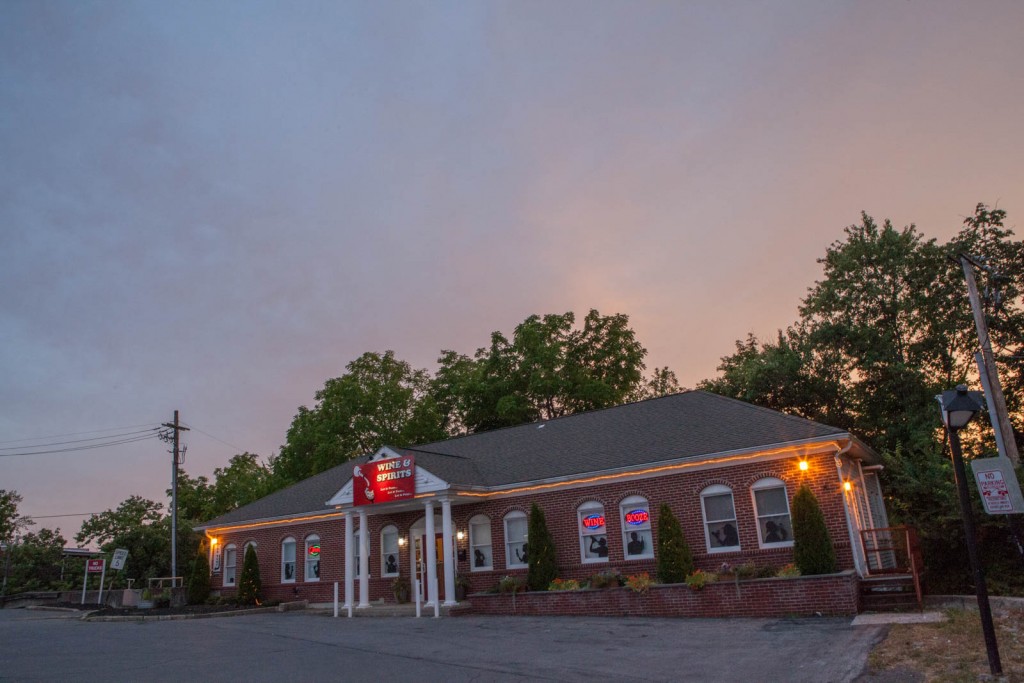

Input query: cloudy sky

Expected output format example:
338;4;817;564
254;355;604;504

2;1;1023;536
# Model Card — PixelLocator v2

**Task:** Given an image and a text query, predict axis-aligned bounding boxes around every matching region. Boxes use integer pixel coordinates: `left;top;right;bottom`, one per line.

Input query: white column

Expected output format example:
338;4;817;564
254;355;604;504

441;499;457;605
424;500;438;606
358;508;370;608
344;512;354;609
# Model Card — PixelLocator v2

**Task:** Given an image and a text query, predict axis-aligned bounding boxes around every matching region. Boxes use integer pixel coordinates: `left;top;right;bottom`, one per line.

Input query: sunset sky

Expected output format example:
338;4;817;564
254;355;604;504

2;1;1023;537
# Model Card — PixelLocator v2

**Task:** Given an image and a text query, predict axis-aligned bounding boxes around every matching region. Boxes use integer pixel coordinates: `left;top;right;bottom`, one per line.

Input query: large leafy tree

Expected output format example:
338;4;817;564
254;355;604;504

272;351;447;485
434;310;665;433
4;527;67;593
76;496;170;583
0;489;33;543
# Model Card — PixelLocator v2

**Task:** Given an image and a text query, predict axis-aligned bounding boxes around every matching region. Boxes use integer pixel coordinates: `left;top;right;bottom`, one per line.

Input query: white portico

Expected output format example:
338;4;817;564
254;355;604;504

326;447;462;608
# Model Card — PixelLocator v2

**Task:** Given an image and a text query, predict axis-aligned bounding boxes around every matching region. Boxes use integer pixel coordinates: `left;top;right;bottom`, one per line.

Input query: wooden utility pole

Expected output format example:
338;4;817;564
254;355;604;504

959;255;1020;465
161;411;190;582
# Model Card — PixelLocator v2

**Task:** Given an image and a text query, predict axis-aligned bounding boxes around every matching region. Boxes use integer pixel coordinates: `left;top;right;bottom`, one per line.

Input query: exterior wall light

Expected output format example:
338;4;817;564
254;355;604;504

397;536;407;547
798;460;809;471
456;530;466;542
843;481;852;492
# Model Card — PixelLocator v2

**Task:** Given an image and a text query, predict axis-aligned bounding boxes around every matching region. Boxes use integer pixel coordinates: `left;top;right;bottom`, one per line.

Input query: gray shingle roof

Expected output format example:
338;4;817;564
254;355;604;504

198;391;848;529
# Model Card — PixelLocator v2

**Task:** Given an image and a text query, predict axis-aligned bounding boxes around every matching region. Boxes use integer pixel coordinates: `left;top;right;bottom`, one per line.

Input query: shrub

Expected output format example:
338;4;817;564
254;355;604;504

188;551;212;605
497;575;526;594
791;484;837;575
237;544;262;605
685;569;716;590
548;578;581;591
735;562;759;580
588;571;622;589
625;572;653;594
777;563;801;578
526;503;558;592
656;503;693;583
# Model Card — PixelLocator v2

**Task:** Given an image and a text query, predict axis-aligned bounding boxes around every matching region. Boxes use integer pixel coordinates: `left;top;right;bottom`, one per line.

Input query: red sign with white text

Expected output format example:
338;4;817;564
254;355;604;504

87;559;105;573
353;456;416;506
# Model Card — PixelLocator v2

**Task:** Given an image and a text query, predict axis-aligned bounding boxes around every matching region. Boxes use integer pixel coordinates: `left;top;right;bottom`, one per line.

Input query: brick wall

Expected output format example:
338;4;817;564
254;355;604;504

210;451;858;605
460;571;860;618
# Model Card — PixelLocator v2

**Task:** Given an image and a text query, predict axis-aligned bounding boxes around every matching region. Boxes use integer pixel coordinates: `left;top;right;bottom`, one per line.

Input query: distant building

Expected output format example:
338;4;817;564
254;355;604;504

196;391;888;608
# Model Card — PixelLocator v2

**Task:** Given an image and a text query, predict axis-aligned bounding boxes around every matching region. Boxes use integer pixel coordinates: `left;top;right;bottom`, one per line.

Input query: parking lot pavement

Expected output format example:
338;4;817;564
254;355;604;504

0;609;886;682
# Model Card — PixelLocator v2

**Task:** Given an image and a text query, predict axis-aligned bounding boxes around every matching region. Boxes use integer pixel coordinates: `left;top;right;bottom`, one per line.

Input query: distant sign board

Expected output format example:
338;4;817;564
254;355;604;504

353;456;416;506
87;559;105;573
971;456;1024;515
111;548;129;570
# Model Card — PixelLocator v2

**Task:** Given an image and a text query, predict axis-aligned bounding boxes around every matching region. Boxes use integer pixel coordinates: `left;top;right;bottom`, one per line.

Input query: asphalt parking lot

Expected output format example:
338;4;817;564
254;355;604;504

0;609;885;682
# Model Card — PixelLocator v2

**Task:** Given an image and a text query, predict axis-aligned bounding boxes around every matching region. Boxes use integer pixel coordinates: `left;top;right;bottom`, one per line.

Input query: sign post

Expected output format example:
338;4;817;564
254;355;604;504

81;558;105;605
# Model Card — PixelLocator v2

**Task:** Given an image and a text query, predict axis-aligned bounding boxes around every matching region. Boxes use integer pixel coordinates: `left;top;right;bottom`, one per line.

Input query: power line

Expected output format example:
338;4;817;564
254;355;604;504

0;423;160;446
30;512;102;520
0;428;160;451
0;432;162;457
182;423;249;454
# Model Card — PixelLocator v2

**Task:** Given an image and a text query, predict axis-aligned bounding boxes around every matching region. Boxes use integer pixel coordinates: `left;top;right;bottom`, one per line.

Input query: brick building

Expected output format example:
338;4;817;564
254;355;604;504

195;391;888;608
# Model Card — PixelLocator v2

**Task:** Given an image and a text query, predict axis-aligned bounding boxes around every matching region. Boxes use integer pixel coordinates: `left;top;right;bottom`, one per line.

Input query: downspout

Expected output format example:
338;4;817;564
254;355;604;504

834;442;867;576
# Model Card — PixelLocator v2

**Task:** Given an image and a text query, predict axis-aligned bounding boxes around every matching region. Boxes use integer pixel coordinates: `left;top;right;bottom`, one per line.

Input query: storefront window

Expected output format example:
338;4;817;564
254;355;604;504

578;501;609;563
281;537;296;583
504;512;527;569
223;544;237;586
620;496;653;560
701;485;740;552
752;478;793;547
305;535;321;582
381;526;399;577
469;515;492;571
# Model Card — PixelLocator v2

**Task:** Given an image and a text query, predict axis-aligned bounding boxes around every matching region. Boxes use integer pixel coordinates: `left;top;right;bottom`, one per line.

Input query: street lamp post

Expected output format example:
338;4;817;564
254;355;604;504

938;385;1002;676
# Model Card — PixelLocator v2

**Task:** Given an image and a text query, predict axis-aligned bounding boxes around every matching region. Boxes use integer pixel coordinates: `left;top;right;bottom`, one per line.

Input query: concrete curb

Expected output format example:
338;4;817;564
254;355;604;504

83;606;281;622
24;606;83;613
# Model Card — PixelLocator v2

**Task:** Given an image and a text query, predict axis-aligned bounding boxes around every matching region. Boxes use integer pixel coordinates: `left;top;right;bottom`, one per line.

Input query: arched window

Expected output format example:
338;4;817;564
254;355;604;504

701;485;740;552
281;537;296;583
381;526;399;577
469;515;492;571
223;544;237;586
578;501;609;563
504;511;527;569
752;478;793;548
620;496;653;560
305;535;321;582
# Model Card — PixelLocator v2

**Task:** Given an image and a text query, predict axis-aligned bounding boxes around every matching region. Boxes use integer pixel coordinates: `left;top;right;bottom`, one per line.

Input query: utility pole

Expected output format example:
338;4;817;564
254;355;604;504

161;411;190;583
959;254;1020;466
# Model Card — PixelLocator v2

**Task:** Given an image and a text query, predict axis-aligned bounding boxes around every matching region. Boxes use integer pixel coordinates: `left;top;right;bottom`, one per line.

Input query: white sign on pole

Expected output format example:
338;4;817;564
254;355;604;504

111;548;129;571
971;456;1024;515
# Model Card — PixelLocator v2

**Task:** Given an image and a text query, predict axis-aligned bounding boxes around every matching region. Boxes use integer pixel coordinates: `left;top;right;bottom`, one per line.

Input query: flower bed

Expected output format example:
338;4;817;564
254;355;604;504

459;570;859;618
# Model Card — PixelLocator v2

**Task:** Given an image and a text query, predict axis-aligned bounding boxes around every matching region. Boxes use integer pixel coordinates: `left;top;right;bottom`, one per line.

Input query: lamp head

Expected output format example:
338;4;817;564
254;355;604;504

938;384;984;430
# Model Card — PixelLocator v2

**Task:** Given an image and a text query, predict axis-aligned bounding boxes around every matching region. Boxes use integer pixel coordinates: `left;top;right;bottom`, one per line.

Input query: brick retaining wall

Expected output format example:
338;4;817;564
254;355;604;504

460;571;859;618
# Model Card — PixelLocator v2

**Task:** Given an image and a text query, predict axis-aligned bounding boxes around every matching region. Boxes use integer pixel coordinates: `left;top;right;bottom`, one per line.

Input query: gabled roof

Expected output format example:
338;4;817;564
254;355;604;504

198;391;853;529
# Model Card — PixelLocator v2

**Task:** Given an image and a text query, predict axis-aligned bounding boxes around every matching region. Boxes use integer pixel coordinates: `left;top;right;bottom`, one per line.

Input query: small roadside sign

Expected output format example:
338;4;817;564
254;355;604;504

87;559;105;573
971;456;1024;515
111;548;129;570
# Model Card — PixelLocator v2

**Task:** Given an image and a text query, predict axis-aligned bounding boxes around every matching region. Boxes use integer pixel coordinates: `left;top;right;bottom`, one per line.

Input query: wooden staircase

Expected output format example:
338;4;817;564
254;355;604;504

859;575;920;612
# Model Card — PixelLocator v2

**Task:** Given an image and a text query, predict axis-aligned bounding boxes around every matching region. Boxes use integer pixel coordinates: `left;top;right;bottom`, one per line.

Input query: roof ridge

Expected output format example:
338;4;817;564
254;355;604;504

696;390;844;433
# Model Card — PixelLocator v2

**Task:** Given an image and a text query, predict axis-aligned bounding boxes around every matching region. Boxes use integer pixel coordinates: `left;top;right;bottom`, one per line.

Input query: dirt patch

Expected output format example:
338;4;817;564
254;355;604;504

865;607;1024;682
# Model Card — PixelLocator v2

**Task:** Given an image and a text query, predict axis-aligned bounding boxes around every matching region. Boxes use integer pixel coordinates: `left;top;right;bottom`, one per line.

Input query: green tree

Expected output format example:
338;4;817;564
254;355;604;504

76;497;168;583
434;310;654;432
526;503;558;591
237;544;262;605
0;489;33;543
208;453;275;519
188;549;211;605
791;485;836;575
5;527;67;593
656;503;693;583
273;351;447;485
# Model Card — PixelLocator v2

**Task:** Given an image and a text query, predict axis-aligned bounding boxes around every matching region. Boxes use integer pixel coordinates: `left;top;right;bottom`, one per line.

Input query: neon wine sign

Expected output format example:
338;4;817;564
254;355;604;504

624;509;649;526
582;514;606;529
308;544;321;557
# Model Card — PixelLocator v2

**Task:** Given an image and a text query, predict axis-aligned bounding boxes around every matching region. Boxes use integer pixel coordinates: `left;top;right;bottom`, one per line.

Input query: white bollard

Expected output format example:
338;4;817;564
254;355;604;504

333;582;339;618
433;578;440;618
415;579;422;618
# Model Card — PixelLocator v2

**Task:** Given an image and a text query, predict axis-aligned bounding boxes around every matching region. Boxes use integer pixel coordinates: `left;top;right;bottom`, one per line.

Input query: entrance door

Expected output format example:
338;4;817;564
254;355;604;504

415;533;445;602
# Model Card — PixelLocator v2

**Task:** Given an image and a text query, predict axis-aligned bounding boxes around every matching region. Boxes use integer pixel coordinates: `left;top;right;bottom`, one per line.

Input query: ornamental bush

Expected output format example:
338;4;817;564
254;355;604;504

526;503;558;591
791;484;837;575
187;550;211;605
237;544;262;605
656;503;693;584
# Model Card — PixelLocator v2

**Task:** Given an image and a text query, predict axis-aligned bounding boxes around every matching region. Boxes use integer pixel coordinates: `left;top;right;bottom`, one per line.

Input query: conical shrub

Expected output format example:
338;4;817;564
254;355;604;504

656;503;693;583
792;484;836;575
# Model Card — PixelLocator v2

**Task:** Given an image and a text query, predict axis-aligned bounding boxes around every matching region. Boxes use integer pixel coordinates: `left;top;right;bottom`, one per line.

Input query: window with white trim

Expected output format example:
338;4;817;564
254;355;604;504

752;478;793;547
223;544;237;586
620;496;653;560
381;526;399;577
305;535;321;582
701;485;740;552
504;511;527;569
281;537;296;583
578;501;609;563
469;515;492;571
